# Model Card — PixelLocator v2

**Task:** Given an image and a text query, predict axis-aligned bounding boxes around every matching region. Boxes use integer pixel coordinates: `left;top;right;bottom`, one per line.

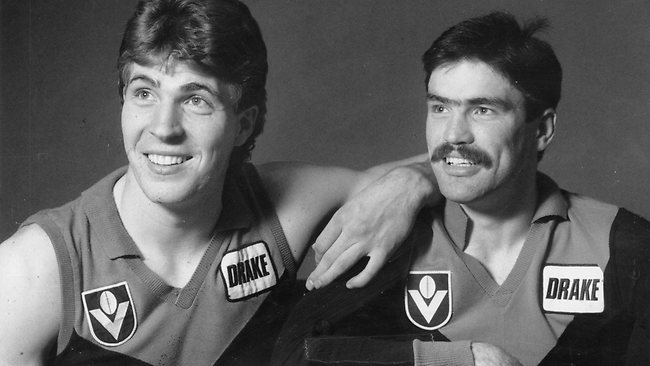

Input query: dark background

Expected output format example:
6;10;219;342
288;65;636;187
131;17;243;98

1;1;649;275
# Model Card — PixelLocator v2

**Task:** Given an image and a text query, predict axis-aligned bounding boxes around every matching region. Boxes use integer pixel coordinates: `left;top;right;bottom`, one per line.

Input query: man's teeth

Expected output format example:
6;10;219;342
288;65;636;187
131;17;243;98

445;157;474;166
147;154;188;166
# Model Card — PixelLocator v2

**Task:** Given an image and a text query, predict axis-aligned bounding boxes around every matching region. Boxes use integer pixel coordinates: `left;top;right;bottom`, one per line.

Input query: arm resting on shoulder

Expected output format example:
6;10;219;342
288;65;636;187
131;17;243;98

0;225;61;366
257;154;438;289
308;154;439;289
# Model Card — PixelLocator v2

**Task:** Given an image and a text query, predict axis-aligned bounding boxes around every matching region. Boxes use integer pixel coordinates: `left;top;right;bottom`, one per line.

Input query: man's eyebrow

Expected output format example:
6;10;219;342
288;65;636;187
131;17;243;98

125;76;220;96
126;74;159;88
181;82;221;98
427;93;514;111
467;97;514;110
426;93;458;105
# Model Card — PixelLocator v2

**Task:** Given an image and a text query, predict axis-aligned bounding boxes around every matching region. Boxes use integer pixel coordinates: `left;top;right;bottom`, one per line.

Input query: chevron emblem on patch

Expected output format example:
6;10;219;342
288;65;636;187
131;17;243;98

404;271;452;330
82;281;137;346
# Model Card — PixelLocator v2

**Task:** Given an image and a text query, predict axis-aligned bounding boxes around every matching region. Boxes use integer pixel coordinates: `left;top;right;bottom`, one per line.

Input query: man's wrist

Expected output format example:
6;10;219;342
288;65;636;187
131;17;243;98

391;163;438;208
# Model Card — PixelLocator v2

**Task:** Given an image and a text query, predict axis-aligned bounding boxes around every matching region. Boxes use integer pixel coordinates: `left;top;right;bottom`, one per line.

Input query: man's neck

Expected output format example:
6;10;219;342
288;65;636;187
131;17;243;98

459;175;538;284
116;172;224;248
113;171;224;287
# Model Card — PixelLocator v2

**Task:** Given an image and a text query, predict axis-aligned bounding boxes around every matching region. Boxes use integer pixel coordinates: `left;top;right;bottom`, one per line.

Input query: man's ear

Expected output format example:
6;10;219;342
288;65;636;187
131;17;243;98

234;106;258;147
536;108;556;153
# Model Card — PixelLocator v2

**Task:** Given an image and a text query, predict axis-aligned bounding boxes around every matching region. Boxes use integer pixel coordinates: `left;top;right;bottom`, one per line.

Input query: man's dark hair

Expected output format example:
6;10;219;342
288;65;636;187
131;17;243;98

422;11;562;122
117;0;268;166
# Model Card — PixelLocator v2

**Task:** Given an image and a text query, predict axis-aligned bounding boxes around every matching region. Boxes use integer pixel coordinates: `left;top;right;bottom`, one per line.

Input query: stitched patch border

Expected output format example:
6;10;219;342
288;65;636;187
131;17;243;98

542;264;605;314
219;241;278;302
82;281;137;347
404;270;452;330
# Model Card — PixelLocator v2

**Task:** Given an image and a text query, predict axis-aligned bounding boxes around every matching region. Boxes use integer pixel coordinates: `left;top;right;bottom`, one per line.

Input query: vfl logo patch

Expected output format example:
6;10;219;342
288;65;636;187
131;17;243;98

405;271;452;330
219;241;278;302
82;282;137;346
542;264;604;313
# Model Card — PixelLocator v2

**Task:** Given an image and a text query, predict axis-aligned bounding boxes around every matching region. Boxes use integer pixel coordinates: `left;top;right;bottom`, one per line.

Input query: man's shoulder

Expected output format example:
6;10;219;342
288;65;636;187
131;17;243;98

0;224;60;304
23;167;125;222
560;190;620;230
252;162;363;256
0;224;61;362
561;189;650;251
562;190;619;214
561;190;649;229
19;167;126;253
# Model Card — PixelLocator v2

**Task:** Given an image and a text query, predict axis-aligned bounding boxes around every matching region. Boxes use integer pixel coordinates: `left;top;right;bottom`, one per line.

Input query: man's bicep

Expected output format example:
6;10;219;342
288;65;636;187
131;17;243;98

0;225;61;365
257;162;363;261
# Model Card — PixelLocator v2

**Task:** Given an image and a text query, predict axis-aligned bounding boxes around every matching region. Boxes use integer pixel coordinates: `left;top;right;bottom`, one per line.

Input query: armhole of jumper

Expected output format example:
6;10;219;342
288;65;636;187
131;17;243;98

240;164;297;278
31;216;77;354
608;208;650;308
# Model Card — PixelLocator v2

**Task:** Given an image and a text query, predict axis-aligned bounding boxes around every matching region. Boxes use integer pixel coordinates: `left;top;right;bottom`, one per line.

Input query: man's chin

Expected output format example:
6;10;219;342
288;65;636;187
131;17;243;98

439;187;481;205
139;181;199;206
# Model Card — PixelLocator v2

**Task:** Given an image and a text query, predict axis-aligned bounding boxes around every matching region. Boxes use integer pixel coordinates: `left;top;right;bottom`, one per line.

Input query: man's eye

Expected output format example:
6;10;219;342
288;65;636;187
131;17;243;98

432;105;447;113
129;89;156;104
476;107;493;115
186;96;209;108
184;95;215;114
135;90;152;99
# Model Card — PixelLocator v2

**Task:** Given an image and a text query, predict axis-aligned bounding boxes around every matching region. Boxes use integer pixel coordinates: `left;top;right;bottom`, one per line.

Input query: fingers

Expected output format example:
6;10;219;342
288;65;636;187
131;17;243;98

305;259;327;291
312;221;343;264
344;251;386;289
309;236;349;286
306;244;363;291
305;243;339;290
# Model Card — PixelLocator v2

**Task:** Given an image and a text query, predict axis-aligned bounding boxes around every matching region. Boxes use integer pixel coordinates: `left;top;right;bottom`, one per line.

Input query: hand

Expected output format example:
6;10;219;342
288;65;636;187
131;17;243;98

306;165;436;290
472;342;523;366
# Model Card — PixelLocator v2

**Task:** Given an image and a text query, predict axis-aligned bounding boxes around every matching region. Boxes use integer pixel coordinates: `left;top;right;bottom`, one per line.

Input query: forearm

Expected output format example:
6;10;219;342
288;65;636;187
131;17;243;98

372;161;438;208
355;154;437;203
361;153;430;176
307;156;440;289
349;155;439;214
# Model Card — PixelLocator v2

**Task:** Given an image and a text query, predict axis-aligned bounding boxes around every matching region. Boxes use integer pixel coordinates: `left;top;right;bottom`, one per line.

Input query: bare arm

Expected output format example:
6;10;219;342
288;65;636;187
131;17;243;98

257;154;438;287
0;225;61;366
309;156;437;289
256;162;364;265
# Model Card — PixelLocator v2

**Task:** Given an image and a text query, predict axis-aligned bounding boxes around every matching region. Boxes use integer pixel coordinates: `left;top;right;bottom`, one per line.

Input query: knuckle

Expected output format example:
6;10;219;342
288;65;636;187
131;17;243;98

318;254;333;267
330;261;347;273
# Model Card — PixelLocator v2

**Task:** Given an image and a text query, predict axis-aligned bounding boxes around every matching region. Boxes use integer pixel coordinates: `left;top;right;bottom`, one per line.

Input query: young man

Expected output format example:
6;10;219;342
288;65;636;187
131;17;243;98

272;12;650;366
0;1;436;365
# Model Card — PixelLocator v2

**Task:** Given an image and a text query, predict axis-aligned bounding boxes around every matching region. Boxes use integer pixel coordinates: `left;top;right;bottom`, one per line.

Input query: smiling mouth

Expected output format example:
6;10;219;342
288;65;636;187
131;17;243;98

146;154;192;166
444;157;476;167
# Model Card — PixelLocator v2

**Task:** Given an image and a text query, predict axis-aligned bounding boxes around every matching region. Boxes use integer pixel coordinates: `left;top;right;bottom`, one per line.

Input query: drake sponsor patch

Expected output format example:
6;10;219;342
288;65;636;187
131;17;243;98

542;264;604;313
220;241;278;302
82;282;137;346
405;271;452;330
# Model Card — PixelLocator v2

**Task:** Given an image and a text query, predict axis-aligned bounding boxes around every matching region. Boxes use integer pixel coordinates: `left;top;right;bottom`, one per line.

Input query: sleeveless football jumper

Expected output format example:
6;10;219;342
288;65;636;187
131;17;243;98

271;174;650;366
22;164;297;366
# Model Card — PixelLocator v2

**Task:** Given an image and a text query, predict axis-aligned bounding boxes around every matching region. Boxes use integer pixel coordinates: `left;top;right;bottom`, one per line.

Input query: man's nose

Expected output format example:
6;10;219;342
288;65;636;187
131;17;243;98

443;112;474;145
150;102;185;141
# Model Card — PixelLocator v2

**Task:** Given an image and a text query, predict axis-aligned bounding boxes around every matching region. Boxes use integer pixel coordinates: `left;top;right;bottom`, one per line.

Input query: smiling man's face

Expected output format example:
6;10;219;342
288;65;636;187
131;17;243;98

120;60;251;207
426;60;540;208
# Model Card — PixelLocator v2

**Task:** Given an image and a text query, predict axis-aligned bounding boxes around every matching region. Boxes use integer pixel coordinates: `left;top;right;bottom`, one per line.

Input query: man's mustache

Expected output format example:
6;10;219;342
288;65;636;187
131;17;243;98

430;143;493;168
